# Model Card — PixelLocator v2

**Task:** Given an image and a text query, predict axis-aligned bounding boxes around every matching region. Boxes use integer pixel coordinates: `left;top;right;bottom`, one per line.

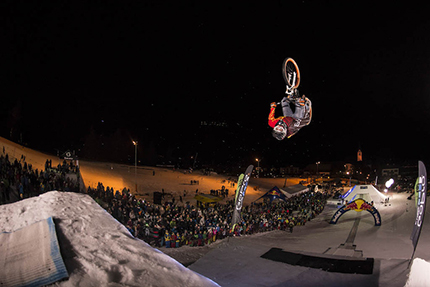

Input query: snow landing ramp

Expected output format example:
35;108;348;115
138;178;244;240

0;217;68;286
261;248;374;274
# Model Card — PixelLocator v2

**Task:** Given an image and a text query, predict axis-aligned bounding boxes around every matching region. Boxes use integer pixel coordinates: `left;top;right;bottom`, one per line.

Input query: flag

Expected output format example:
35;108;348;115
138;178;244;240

234;174;244;205
410;161;427;252
231;165;254;229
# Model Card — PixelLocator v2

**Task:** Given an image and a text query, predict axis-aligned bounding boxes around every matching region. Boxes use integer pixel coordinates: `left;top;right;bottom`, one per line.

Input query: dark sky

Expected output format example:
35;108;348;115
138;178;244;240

2;1;430;168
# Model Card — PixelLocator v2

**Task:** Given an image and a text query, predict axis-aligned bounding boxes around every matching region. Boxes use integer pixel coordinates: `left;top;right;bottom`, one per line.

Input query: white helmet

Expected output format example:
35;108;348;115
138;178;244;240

272;120;287;140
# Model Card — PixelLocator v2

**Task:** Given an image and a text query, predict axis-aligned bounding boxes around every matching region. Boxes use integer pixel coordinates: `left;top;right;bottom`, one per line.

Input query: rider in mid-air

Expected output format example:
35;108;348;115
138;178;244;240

268;59;312;140
268;93;312;140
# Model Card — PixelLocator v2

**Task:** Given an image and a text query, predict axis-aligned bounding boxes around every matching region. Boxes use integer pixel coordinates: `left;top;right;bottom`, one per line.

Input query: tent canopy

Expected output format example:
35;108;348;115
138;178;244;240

255;185;310;203
281;184;309;198
255;186;288;203
194;194;223;204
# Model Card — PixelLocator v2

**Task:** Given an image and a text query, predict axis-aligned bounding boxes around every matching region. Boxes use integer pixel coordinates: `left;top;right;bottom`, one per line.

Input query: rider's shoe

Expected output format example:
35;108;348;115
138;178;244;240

295;95;307;106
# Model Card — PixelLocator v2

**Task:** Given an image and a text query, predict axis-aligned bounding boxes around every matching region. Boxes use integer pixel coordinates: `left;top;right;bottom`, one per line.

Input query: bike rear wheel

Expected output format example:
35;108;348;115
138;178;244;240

282;58;300;89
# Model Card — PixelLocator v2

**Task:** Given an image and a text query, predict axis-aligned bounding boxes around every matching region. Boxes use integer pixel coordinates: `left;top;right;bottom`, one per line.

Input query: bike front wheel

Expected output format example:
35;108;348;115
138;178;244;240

282;58;300;89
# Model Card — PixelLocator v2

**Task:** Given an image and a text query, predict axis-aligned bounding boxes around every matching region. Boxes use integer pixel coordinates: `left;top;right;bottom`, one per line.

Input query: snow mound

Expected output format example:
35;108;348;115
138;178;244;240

405;258;430;287
0;191;219;287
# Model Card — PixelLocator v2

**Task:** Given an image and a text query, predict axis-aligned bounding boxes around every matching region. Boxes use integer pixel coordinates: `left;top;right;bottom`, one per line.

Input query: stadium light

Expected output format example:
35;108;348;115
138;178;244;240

385;178;394;189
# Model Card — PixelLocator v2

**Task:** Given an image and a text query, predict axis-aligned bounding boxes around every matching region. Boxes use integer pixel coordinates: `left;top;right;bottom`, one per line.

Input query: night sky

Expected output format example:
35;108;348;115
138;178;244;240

2;2;430;168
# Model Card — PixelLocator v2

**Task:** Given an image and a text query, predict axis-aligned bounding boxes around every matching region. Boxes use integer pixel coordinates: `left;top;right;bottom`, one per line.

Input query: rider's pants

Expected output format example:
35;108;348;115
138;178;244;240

281;97;311;120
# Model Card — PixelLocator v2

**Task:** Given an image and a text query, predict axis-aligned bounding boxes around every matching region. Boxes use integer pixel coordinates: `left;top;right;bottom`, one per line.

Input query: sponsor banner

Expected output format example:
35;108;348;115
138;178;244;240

234;174;244;204
330;198;381;226
410;161;427;251
231;165;254;228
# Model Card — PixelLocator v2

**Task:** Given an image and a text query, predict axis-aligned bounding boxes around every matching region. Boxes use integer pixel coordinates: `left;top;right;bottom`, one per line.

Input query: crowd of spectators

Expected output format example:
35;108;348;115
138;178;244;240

86;181;328;249
209;186;229;198
0;148;329;250
0;151;81;203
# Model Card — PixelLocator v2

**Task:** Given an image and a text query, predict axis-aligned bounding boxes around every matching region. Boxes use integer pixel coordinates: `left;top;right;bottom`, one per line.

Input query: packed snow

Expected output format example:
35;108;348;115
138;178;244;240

3;190;429;286
0;191;219;287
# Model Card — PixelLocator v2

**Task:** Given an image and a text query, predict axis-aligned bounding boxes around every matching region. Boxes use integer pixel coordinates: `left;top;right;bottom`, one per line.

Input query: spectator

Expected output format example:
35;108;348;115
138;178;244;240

165;231;171;248
18;182;24;199
175;232;180;248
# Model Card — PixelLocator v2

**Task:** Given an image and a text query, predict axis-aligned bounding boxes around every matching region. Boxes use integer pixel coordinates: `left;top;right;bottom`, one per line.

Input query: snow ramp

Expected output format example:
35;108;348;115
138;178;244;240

0;217;68;286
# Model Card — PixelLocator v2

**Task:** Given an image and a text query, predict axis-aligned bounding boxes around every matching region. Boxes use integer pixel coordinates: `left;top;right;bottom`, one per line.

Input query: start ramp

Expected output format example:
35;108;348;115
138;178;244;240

0;217;68;286
342;185;387;204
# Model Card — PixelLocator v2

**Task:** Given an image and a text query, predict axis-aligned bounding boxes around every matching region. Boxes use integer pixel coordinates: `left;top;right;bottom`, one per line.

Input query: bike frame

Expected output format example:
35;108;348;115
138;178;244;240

286;72;297;95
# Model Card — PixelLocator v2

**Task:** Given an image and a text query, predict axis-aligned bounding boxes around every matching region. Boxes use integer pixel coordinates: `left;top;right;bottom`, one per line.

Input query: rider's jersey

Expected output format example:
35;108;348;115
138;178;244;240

268;106;311;138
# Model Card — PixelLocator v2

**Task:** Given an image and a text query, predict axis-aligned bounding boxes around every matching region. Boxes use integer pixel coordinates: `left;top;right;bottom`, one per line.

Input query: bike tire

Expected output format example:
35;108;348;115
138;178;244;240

282;58;300;89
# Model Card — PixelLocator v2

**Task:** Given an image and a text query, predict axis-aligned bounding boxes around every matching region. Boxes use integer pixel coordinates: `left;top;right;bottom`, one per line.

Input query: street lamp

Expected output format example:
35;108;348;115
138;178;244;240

256;158;260;178
346;171;351;187
316;161;321;182
133;140;138;192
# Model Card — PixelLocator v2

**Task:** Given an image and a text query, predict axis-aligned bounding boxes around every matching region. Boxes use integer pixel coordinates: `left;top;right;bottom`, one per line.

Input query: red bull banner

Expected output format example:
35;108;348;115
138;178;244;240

255;186;288;203
330;198;381;226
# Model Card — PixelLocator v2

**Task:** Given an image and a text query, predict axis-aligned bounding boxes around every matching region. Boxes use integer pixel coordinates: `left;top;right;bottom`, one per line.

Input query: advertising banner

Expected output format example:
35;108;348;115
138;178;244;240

231;165;254;229
410;161;427;251
330;198;381;226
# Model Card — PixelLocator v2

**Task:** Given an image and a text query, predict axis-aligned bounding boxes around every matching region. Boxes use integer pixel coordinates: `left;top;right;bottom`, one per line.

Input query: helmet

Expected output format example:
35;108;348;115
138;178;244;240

272;120;287;140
